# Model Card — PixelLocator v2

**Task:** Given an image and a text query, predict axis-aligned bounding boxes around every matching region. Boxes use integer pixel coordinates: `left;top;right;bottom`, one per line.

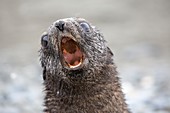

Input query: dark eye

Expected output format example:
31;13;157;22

80;22;90;32
41;34;48;48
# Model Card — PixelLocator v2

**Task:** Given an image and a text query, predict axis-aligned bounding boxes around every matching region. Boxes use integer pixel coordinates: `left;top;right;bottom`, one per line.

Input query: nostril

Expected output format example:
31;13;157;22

55;21;65;31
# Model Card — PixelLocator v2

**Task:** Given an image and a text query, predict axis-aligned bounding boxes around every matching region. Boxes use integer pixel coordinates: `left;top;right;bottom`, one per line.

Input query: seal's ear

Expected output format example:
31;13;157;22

42;67;46;80
106;47;114;65
107;47;114;57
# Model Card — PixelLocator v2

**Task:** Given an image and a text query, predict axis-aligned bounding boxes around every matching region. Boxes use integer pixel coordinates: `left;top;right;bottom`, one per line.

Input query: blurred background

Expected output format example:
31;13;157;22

0;0;170;113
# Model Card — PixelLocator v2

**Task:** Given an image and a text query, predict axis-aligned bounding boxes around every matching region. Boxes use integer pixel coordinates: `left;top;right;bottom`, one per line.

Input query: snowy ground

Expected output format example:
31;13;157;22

0;0;170;113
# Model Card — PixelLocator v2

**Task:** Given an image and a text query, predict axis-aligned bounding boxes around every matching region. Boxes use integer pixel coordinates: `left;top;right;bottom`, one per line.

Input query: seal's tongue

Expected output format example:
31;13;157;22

61;37;83;68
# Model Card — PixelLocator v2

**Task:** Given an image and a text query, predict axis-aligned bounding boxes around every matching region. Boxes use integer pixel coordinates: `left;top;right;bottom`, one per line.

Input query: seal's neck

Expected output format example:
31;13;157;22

43;65;127;113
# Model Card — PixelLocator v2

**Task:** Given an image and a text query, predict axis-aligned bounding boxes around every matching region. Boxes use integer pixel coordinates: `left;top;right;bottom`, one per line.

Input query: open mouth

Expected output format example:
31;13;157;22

61;36;84;69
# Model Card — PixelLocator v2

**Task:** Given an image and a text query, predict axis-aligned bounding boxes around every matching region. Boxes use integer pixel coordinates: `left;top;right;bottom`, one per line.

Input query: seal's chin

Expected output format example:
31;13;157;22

61;36;84;69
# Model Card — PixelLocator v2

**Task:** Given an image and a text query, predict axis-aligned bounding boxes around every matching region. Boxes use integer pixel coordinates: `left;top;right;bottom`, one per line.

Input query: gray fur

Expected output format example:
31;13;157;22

39;17;130;113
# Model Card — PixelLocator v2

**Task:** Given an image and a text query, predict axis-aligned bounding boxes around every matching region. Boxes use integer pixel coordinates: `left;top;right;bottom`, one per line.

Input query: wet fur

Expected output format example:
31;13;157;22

40;17;130;113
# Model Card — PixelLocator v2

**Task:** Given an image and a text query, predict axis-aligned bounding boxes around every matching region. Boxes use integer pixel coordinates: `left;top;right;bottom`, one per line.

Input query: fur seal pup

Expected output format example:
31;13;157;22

39;17;130;113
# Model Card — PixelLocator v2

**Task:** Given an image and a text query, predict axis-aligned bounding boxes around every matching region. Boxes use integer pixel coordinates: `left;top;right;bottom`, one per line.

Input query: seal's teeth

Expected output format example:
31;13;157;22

61;36;84;68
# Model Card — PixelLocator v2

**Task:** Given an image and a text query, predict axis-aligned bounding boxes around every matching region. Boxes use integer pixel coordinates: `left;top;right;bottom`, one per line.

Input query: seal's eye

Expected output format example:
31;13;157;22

80;22;90;32
41;34;48;48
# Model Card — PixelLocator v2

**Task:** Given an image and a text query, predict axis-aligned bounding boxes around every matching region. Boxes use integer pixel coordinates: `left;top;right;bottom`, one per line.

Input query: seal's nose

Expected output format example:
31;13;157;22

55;21;65;32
